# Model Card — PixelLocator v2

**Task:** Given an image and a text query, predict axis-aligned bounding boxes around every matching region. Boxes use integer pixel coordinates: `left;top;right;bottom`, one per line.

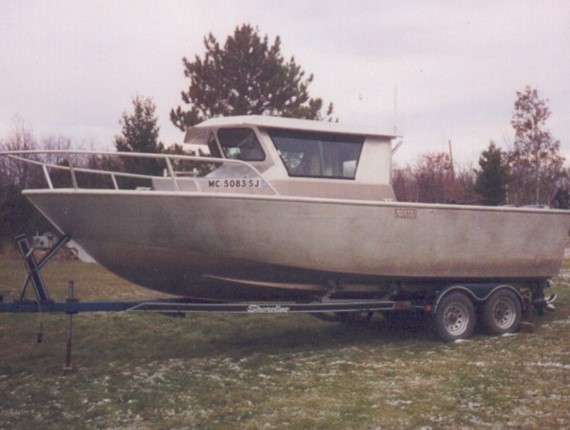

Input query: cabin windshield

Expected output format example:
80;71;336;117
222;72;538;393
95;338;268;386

216;128;265;161
267;129;364;179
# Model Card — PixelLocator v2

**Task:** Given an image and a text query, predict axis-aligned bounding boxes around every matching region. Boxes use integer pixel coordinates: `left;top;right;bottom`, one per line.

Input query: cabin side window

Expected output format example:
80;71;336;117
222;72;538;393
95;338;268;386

216;128;265;161
268;129;364;179
207;133;222;158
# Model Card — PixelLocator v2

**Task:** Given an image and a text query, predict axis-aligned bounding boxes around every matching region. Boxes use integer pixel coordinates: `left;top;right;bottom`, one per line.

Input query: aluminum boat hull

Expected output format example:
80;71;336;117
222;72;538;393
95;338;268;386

24;189;570;300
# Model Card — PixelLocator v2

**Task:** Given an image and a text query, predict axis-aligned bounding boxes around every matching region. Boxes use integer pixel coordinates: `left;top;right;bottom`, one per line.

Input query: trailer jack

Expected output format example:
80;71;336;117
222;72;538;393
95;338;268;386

15;233;71;302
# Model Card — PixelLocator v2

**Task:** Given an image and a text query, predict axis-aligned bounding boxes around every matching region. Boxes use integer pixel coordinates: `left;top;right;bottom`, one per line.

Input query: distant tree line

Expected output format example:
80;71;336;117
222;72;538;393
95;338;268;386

0;25;566;246
393;86;565;207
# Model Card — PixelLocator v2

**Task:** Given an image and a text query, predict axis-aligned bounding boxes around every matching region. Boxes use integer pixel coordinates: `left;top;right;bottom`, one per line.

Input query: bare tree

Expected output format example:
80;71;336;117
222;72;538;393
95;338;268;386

1;117;40;188
392;164;418;202
414;152;458;203
393;154;476;204
508;86;564;205
0;119;74;238
0;145;8;218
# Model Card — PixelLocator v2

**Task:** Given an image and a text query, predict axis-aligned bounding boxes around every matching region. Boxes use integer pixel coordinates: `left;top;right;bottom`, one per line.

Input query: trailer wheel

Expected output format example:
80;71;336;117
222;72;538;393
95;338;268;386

482;289;522;335
433;292;476;341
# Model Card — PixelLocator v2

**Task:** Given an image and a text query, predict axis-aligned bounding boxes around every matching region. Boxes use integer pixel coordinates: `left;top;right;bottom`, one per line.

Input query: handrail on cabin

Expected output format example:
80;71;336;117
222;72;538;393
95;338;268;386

0;150;279;195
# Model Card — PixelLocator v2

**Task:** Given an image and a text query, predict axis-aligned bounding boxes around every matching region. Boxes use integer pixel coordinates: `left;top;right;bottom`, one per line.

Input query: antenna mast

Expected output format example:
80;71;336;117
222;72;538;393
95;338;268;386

448;140;455;181
393;85;398;134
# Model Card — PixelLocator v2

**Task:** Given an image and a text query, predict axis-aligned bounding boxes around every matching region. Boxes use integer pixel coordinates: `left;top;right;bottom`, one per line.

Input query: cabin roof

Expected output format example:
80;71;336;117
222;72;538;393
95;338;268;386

185;115;399;144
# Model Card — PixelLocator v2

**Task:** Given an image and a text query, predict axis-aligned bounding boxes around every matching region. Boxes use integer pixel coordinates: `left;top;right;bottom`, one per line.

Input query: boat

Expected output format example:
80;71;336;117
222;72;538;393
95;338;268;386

3;115;570;303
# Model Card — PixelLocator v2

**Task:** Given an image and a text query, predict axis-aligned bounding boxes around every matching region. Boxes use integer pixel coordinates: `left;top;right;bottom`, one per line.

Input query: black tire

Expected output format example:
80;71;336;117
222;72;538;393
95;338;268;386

482;289;522;335
433;292;476;341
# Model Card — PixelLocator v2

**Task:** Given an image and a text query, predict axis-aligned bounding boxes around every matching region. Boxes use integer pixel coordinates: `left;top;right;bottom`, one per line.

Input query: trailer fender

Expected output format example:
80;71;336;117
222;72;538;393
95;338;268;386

432;284;525;315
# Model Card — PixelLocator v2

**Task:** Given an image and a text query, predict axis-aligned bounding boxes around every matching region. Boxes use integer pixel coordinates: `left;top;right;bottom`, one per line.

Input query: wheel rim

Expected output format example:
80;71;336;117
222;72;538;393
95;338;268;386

492;298;516;329
443;302;470;336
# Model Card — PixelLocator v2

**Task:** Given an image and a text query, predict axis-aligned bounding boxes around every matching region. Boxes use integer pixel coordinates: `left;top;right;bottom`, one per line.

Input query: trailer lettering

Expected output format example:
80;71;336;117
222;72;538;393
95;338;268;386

247;304;291;313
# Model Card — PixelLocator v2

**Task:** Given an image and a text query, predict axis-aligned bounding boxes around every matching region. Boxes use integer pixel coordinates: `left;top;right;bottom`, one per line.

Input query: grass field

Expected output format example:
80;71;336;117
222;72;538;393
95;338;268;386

1;254;569;429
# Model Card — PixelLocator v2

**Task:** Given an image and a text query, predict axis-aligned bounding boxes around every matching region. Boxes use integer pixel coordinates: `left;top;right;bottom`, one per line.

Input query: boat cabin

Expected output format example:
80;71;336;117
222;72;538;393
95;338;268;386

180;116;399;201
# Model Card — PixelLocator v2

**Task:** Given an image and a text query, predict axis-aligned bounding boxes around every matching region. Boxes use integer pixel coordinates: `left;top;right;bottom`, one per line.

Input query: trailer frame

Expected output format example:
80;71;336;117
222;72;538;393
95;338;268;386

0;235;412;314
0;234;557;370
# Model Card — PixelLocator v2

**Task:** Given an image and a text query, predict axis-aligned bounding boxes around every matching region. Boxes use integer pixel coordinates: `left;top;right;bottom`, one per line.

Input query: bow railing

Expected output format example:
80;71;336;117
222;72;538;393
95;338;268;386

0;150;279;195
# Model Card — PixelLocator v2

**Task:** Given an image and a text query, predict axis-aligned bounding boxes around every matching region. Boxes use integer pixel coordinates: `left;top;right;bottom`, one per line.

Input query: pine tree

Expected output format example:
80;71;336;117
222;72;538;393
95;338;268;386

114;96;164;177
474;142;507;205
170;24;333;130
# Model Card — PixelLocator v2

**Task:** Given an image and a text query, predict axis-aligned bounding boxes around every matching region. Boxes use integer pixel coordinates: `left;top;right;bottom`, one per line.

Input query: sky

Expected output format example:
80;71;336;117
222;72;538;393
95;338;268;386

1;0;569;167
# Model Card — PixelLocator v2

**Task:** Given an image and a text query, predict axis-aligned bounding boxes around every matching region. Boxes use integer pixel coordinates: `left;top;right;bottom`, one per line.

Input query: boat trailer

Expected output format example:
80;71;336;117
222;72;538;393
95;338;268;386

0;234;413;371
1;234;407;316
0;234;557;371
